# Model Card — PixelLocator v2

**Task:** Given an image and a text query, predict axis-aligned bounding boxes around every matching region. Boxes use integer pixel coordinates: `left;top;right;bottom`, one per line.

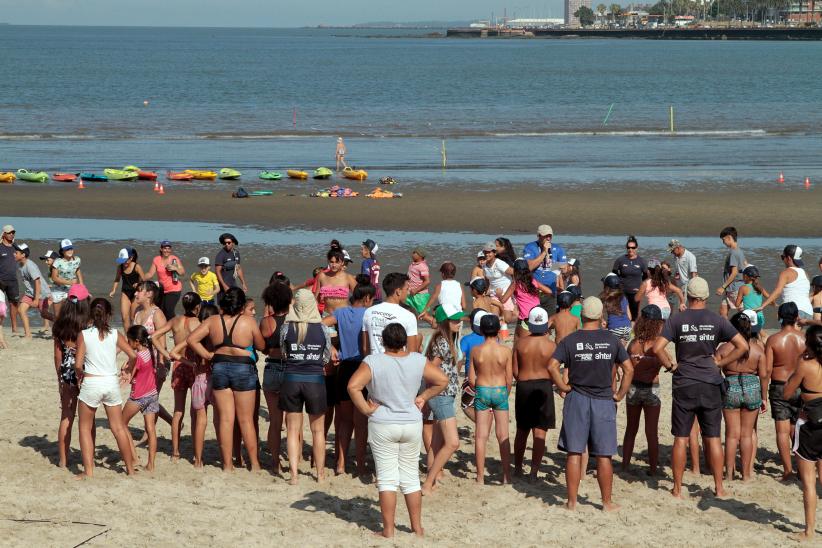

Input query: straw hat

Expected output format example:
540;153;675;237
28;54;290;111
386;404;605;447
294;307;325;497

285;289;322;323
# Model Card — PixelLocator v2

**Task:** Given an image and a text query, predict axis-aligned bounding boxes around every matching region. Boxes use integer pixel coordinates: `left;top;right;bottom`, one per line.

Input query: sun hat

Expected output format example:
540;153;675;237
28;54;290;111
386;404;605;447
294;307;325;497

434;303;465;323
667;239;683;253
742;265;760;278
60;239;73;251
641;304;663;320
67;284;91;301
285;288;322;323
2;224;14;234
219;233;238;245
527;307;550;334
602;272;620;289
537;224;553;236
581;296;603;320
116;247;133;264
470;309;489;335
783;244;804;267
40;250;58;261
686;277;710;300
198;257;210;266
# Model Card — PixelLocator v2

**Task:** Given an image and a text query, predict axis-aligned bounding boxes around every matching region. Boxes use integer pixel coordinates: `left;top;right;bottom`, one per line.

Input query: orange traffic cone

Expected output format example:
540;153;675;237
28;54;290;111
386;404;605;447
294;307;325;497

158;184;165;195
777;171;784;184
153;181;160;192
77;179;85;190
805;177;811;190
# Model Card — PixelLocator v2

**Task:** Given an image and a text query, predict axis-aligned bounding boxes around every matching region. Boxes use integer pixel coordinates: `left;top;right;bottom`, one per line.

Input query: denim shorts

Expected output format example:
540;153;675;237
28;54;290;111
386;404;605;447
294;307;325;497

212;359;258;392
426;395;456;421
262;359;286;393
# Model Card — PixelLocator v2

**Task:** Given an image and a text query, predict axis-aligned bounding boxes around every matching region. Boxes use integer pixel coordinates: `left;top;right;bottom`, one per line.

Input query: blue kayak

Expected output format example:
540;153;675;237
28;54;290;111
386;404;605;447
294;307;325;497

79;172;108;182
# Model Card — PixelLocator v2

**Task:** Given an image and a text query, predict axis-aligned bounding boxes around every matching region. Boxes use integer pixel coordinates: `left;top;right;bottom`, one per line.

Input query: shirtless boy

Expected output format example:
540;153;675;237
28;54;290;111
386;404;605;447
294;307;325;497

513;307;556;479
764;302;805;480
469;314;513;485
548;291;578;344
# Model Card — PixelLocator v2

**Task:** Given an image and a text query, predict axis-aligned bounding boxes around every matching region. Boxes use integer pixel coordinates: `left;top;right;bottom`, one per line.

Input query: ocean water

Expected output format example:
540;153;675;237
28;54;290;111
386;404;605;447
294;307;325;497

1;26;821;187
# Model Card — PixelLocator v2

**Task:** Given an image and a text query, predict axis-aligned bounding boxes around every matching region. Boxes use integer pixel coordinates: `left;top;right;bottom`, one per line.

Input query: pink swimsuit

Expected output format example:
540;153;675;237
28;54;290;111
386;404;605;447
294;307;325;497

319;284;349;301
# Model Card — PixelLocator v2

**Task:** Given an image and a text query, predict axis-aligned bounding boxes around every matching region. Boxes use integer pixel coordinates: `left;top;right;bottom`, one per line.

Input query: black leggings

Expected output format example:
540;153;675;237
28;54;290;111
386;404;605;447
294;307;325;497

625;291;639;322
161;291;181;320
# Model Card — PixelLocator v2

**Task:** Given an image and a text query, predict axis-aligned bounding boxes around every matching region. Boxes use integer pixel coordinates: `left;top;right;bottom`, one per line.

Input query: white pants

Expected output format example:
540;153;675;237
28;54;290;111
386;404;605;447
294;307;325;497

368;421;422;494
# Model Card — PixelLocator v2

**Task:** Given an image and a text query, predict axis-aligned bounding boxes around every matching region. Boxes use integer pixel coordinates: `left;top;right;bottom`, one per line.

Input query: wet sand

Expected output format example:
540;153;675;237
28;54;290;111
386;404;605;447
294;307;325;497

4;183;821;236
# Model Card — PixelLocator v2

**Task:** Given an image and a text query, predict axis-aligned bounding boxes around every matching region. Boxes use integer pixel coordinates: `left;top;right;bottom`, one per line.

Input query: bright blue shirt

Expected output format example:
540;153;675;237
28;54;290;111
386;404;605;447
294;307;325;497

522;241;567;293
333;306;368;362
459;332;484;376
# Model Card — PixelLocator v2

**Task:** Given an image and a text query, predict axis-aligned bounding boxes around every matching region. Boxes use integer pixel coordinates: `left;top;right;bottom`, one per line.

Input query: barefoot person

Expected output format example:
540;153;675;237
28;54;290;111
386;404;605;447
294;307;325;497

186;287;265;471
74;298;136;478
548;296;634;511
14;243;51;338
51;239;83;318
363;273;420;354
314;249;357;315
653;277;748;498
121;325;160;472
612;235;647;322
260;281;292;474
756;245;814;321
622;305;665;476
347;323;448;539
144;240;185;320
0;225;19;334
215;233;248;304
420;304;464;495
523;224;567;316
51;287;90;468
279;289;337;484
718;312;766;481
513;307;556;480
716;227;747;319
470;314;513;485
109;247;144;329
764;302;805;480
782;325;822;542
335;137;348;171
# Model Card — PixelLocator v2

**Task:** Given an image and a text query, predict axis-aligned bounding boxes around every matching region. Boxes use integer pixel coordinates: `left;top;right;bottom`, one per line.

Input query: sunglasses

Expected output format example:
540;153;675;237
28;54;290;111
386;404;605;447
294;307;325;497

627;246;637;250
4;230;15;235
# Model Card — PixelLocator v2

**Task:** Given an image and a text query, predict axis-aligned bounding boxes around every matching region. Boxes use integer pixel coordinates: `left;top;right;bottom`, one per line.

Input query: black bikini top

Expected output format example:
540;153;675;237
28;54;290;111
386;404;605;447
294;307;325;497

263;314;286;351
215;315;247;351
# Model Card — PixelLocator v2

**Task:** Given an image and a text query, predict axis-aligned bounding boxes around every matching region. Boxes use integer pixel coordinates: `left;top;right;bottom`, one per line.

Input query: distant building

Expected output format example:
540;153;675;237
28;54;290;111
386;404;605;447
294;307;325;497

565;0;592;26
784;0;821;22
507;17;565;27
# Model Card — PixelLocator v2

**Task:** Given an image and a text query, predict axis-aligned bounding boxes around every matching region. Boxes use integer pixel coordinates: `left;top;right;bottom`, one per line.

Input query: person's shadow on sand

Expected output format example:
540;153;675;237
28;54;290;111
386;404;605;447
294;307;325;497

697;495;808;534
291;491;412;534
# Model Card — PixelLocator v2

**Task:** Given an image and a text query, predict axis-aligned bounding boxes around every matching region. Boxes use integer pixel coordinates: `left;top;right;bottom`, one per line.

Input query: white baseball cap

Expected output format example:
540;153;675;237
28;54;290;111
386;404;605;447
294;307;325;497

198;256;210;266
742;309;758;326
527;307;549;334
537;224;553;236
60;238;73;251
471;309;489;335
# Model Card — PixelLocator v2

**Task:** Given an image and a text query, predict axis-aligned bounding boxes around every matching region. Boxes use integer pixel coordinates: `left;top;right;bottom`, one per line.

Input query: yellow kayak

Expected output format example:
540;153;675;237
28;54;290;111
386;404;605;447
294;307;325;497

184;169;217;180
287;170;308;180
342;167;368;181
0;172;16;184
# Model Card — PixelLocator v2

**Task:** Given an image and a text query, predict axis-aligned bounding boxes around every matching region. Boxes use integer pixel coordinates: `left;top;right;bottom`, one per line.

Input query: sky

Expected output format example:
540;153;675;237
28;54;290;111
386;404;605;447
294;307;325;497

1;0;569;27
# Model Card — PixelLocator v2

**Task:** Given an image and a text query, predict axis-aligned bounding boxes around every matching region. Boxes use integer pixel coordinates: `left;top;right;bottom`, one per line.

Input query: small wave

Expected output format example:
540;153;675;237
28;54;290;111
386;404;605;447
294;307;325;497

0;133;99;141
486;129;769;138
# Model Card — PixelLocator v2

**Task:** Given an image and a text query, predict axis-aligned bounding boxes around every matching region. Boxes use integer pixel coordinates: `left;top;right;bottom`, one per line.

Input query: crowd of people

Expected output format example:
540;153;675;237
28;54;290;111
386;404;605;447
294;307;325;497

2;221;822;541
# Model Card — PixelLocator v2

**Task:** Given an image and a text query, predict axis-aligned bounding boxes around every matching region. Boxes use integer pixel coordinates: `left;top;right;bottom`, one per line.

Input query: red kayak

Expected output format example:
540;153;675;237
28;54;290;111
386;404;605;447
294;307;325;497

167;171;194;181
52;173;77;182
138;170;158;181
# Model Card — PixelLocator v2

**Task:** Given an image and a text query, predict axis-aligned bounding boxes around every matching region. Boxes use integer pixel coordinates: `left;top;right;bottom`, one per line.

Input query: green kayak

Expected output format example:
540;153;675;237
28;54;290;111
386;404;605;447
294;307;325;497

219;168;242;180
313;167;333;180
104;168;139;181
250;190;273;196
259;171;283;180
16;169;49;183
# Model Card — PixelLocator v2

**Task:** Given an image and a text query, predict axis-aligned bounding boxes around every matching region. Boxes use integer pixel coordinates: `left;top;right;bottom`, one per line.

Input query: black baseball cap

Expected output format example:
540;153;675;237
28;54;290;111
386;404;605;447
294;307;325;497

641;304;663;320
742;265;760;278
602;273;620;289
566;284;582;299
812;275;822;288
466;277;488;294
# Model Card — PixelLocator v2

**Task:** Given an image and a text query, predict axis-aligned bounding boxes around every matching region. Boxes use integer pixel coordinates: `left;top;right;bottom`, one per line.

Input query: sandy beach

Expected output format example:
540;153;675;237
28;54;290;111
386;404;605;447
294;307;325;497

4;183;822;237
0;330;814;546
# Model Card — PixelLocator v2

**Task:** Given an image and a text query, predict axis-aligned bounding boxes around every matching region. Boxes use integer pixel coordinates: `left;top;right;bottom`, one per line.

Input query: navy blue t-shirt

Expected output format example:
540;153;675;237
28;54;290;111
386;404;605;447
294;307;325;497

552;329;629;399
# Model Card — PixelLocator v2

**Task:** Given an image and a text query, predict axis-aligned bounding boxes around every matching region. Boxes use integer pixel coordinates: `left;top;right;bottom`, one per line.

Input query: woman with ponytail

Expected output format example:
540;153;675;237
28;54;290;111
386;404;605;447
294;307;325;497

717;311;766;482
783;326;822;541
735;265;770;338
74;298;137;478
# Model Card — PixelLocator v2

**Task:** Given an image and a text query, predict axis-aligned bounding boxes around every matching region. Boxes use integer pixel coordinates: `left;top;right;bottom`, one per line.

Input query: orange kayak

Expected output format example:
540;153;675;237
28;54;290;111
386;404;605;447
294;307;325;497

167;171;194;181
52;173;78;182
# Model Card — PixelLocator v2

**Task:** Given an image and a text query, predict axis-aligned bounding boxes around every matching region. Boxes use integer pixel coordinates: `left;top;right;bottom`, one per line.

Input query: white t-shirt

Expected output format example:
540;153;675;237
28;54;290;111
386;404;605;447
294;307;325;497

483;259;512;293
362;301;419;355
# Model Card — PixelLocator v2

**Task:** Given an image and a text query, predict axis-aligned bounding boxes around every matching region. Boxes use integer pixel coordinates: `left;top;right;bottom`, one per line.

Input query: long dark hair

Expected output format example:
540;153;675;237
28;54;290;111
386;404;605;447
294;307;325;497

495;237;516;265
138;280;161;306
182;292;202;318
599;287;625;316
126;324;155;368
730;312;753;360
634;315;663;344
649;265;670;292
745;272;765;295
53;297;90;343
803;325;822;364
89;298;112;337
513;259;538;295
425;320;457;365
220;287;246;316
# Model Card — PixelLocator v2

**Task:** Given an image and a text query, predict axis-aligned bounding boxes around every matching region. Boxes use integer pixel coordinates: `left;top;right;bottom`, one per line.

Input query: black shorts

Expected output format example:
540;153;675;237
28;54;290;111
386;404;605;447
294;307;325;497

515;379;555;430
279;378;328;415
671;382;723;438
769;381;801;423
795;421;822;462
335;359;363;402
0;279;19;303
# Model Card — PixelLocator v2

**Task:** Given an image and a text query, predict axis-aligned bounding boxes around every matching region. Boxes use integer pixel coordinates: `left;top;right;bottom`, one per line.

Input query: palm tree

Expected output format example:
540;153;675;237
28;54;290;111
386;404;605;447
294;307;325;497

609;3;622;22
597;3;607;23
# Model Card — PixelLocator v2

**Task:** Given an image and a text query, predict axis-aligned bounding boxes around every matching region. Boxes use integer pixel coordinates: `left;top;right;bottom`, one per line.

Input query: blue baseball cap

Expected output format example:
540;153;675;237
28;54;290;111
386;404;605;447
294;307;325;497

160;240;172;248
